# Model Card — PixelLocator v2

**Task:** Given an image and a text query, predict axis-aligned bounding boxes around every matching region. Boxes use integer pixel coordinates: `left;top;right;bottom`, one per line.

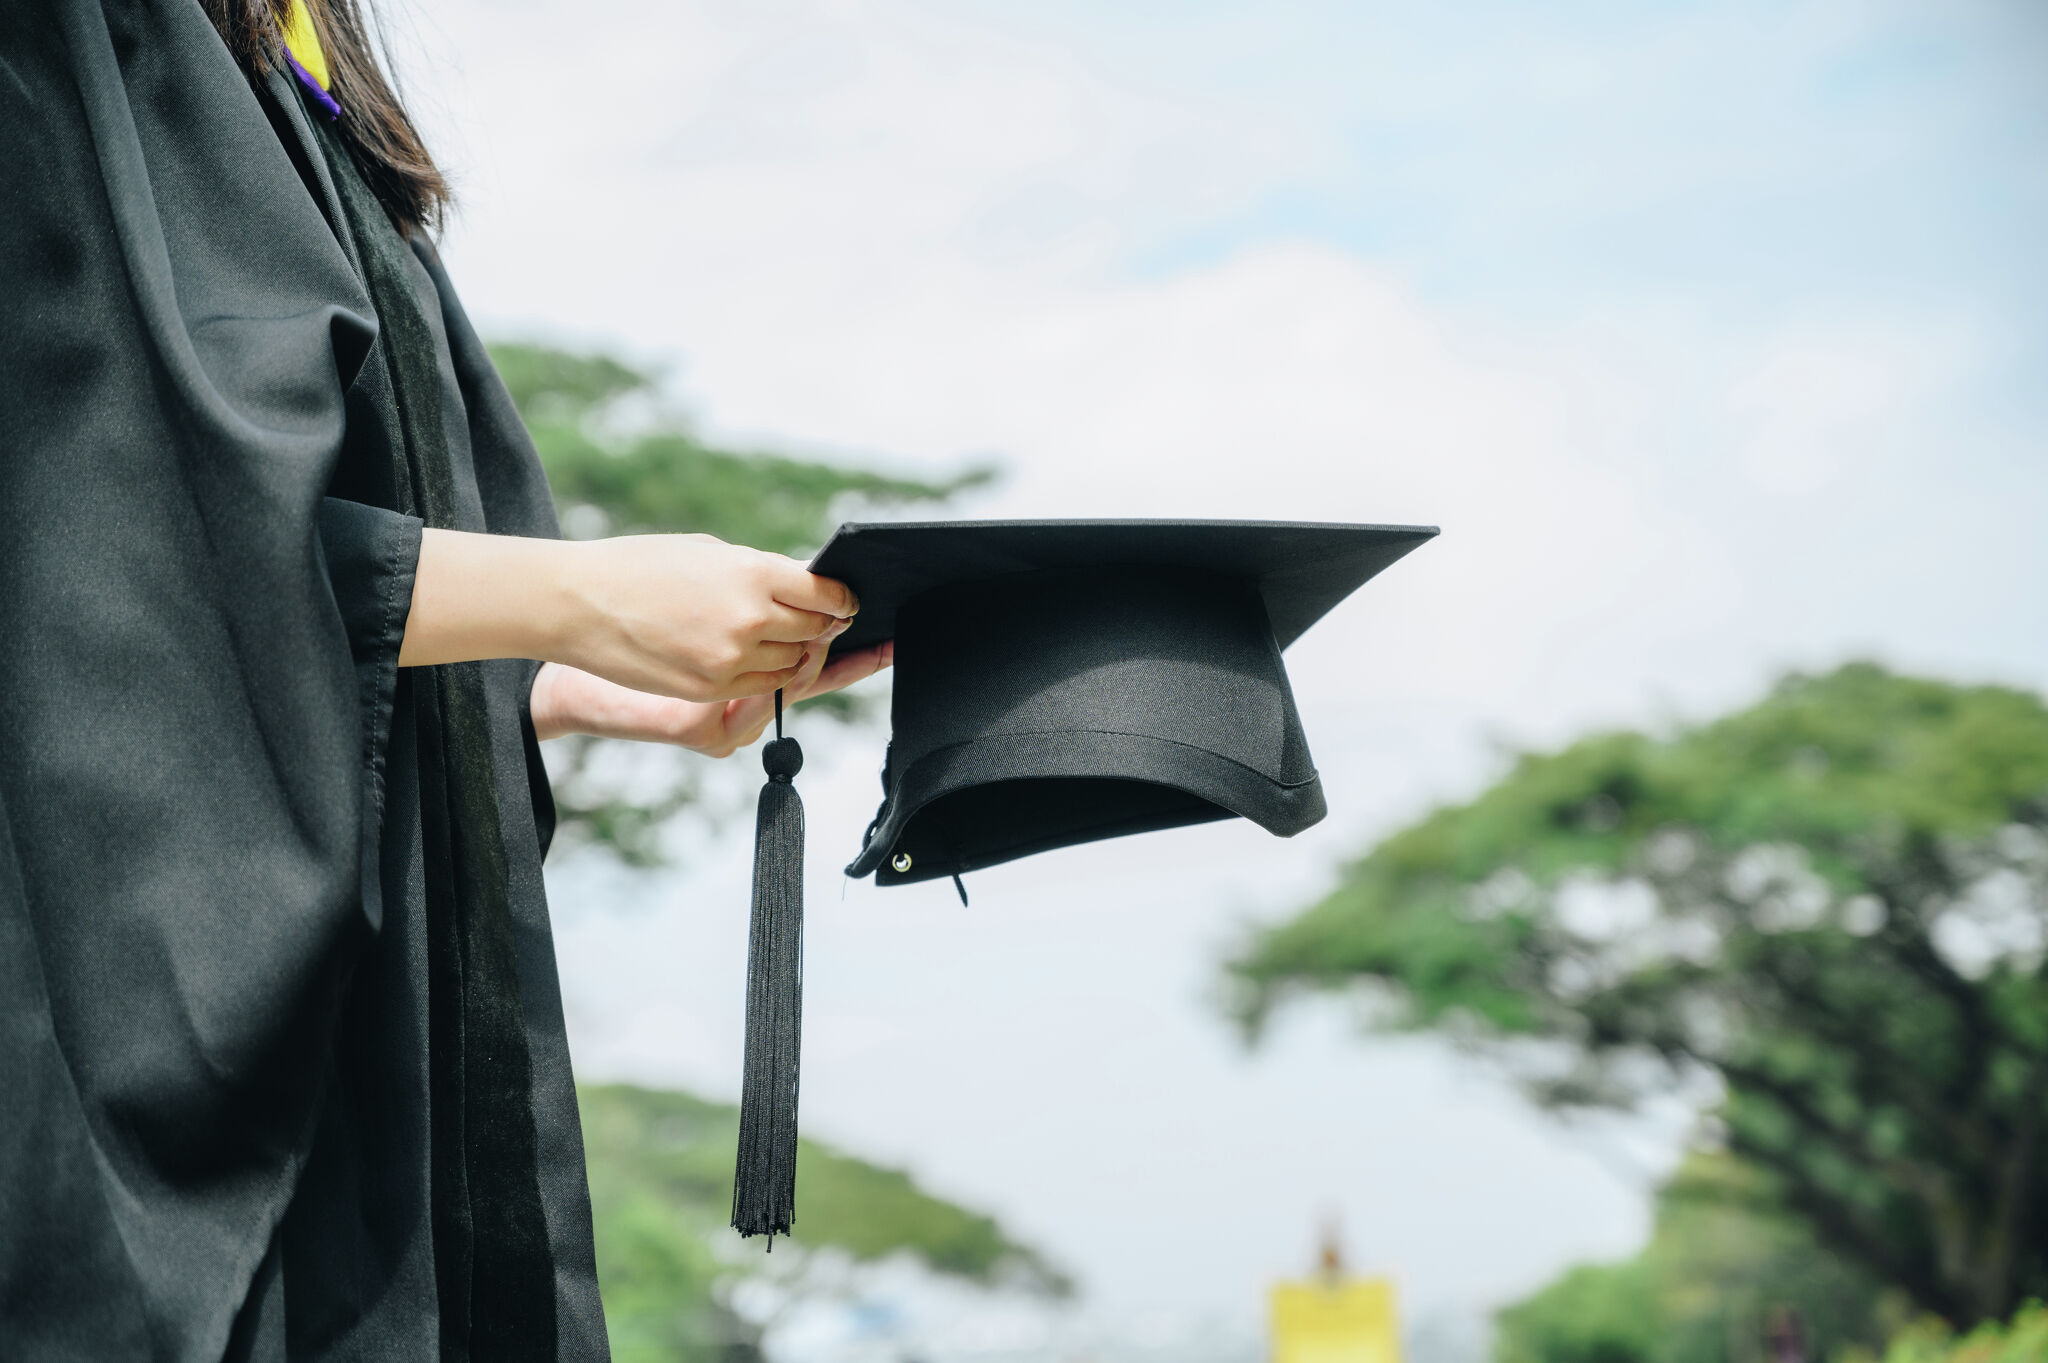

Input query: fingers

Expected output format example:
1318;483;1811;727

758;600;842;644
702;633;888;755
763;555;858;620
728;625;851;717
738;640;806;676
794;627;838;690
779;622;849;701
792;639;892;701
708;695;774;756
726;666;806;698
703;629;825;702
557;535;859;707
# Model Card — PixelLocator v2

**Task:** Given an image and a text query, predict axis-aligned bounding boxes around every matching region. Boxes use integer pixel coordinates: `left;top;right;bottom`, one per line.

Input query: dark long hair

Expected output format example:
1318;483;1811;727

203;0;450;234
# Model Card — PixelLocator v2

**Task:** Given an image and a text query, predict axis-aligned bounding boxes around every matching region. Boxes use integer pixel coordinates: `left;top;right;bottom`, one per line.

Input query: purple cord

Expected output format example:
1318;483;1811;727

286;51;341;121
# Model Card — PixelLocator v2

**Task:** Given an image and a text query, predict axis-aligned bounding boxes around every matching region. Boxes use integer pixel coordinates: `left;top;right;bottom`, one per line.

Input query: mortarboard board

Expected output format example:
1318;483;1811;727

730;519;1436;1243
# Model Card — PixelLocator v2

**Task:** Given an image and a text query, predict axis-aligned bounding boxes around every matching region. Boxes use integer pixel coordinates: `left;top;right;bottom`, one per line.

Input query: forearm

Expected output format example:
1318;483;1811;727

393;527;859;713
397;528;578;668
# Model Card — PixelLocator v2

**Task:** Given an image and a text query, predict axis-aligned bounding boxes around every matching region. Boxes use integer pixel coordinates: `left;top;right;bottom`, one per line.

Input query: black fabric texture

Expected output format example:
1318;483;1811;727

310;111;557;1363
316;496;423;832
812;518;1437;656
845;567;1330;883
0;3;605;1359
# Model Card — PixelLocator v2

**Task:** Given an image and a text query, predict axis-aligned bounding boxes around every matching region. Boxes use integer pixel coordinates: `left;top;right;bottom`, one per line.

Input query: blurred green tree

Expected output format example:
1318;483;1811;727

580;1083;1067;1362
1494;1155;1895;1363
1877;1301;2048;1363
1226;664;2048;1327
489;341;994;862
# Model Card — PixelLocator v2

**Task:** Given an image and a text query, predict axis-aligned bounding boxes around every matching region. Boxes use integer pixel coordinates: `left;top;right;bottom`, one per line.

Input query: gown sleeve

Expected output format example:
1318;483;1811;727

317;497;424;795
0;1;407;1357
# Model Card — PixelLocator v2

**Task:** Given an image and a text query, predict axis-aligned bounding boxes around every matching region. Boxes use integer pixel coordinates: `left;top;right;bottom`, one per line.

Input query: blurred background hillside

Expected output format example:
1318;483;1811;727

398;2;2045;1359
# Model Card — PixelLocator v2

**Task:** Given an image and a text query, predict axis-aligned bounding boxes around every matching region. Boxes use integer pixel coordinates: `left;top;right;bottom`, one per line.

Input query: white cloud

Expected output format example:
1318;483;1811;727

1729;315;1978;496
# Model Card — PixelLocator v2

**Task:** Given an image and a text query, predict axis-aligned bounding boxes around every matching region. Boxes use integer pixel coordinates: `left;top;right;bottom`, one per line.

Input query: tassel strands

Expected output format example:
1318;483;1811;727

733;691;805;1243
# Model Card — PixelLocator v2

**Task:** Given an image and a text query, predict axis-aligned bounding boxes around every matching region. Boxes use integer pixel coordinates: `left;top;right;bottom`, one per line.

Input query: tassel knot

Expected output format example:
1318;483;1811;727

762;735;803;782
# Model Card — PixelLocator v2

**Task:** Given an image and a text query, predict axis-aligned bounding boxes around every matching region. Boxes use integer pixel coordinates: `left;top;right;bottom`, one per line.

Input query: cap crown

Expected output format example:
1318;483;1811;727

813;519;1436;886
851;567;1321;883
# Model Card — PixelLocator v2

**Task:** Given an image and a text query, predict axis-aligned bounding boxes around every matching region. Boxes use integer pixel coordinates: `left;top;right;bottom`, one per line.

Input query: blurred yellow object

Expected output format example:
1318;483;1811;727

1269;1276;1401;1363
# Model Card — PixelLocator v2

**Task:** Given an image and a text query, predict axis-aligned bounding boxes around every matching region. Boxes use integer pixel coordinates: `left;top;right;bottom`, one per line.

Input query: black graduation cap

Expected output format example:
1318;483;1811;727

730;519;1435;1243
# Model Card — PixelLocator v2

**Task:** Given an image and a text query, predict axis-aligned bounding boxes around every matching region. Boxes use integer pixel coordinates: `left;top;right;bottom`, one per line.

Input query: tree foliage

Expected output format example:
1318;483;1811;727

1879;1302;2048;1363
1228;664;2048;1326
1494;1156;1893;1363
489;343;992;555
580;1083;1066;1362
489;342;993;861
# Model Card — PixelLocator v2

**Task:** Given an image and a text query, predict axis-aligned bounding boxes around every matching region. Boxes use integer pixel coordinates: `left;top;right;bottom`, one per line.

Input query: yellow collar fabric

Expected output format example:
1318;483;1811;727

279;0;330;90
278;0;340;119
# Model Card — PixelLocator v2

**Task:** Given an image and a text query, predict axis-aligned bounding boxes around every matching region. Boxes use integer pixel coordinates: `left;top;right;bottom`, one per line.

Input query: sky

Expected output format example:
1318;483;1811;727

400;0;2048;1351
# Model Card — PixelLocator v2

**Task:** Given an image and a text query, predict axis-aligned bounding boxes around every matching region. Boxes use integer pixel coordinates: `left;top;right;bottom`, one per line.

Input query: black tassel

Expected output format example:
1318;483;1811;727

733;690;804;1244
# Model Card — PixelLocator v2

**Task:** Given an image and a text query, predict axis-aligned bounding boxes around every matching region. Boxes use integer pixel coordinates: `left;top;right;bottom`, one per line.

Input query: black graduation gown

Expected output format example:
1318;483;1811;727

0;2;609;1359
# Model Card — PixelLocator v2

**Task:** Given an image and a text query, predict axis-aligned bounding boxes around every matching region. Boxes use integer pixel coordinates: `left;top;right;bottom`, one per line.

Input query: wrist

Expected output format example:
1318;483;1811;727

527;537;594;666
528;661;708;746
529;661;568;740
401;530;591;668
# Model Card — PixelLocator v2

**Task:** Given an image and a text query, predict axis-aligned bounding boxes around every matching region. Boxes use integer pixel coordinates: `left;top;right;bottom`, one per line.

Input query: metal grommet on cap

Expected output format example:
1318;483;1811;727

891;852;913;873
